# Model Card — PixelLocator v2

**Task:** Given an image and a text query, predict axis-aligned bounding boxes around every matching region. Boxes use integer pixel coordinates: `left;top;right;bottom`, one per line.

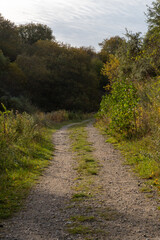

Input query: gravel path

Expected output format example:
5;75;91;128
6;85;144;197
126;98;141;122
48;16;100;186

86;123;160;240
1;121;160;240
1;124;77;240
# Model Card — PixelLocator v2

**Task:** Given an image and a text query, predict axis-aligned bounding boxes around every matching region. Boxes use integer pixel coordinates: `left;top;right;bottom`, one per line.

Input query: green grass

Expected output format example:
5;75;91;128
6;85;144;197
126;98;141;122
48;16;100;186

70;126;99;178
70;215;96;222
67;123;111;238
95;120;160;194
140;186;153;193
72;192;89;201
67;222;107;236
0;127;54;220
69;124;100;190
67;225;92;235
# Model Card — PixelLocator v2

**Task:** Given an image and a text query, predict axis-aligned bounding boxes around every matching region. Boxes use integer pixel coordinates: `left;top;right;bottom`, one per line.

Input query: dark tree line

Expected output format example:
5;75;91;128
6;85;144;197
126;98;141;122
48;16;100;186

0;14;105;112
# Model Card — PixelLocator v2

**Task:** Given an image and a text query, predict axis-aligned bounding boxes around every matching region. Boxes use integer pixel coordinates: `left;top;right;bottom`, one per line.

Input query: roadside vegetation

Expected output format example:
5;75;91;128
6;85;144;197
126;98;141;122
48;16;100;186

0;106;53;220
96;1;160;195
0;108;91;221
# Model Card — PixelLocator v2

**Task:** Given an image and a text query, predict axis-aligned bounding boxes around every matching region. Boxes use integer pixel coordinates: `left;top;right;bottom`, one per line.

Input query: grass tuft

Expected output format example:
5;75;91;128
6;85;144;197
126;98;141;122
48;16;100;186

72;193;89;201
67;225;92;235
70;215;96;222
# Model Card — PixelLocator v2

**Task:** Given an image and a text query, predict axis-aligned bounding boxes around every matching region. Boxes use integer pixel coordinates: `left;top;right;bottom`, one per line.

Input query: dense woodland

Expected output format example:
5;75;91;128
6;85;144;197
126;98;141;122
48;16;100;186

0;15;108;113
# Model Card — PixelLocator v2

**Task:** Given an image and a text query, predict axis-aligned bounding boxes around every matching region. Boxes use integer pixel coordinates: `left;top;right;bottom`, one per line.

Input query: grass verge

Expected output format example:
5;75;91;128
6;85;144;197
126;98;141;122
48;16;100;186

95;119;160;200
0;127;54;221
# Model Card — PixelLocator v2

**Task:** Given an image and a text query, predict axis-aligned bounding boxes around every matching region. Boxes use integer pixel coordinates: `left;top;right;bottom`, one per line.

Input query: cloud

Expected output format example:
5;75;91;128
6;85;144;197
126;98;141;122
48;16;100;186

0;0;154;50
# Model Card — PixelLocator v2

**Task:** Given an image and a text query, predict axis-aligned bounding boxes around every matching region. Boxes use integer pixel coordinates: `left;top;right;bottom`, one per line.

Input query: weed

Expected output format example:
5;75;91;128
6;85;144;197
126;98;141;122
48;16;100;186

70;215;96;222
67;225;92;235
140;187;153;193
72;193;89;201
146;194;154;198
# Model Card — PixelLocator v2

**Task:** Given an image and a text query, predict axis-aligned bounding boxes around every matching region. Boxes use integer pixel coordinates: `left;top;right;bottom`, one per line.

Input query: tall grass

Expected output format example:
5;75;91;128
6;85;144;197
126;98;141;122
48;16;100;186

0;106;54;220
35;110;93;126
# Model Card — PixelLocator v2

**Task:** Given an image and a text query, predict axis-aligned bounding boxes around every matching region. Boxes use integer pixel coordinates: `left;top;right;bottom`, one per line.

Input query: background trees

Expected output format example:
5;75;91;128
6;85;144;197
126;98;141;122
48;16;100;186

18;23;54;45
0;14;21;61
0;14;102;112
98;0;160;138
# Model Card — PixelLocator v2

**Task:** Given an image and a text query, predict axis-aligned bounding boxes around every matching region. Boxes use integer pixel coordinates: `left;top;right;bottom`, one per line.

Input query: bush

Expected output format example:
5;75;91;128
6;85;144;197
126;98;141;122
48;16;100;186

98;78;139;138
0;105;42;172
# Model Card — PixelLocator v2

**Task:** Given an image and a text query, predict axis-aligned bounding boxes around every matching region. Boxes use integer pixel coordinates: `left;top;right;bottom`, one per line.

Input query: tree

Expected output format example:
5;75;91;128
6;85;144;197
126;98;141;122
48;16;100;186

16;54;51;109
16;40;101;112
99;36;124;62
146;0;160;33
0;14;21;60
144;1;160;75
101;54;120;82
18;23;55;45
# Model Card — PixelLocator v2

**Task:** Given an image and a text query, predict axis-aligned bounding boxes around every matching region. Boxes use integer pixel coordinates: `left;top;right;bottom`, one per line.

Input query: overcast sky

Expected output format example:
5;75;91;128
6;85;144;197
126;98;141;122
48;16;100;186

1;0;154;51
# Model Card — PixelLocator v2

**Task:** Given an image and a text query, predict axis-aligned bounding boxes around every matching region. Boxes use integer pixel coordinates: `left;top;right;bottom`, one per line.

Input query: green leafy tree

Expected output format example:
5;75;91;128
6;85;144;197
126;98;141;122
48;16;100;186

0;14;21;60
146;0;160;33
144;1;160;75
99;36;124;62
16;40;101;112
18;23;55;45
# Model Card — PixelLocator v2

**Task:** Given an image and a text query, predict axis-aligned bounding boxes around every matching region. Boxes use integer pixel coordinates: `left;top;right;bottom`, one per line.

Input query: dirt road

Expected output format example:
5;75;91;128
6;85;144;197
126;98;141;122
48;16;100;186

1;121;160;240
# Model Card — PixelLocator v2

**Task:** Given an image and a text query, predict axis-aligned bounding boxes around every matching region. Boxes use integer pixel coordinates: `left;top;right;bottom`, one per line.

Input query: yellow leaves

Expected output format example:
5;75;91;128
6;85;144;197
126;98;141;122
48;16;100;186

101;54;120;81
103;84;111;91
153;178;159;185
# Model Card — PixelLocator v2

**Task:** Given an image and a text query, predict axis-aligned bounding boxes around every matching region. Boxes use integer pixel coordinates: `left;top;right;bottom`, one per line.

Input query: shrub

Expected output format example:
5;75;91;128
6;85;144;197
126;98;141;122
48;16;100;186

98;78;139;138
0;105;42;172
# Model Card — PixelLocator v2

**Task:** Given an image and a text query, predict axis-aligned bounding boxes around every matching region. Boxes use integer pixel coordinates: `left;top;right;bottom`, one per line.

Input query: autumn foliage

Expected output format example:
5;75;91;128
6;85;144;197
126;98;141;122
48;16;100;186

98;0;160;139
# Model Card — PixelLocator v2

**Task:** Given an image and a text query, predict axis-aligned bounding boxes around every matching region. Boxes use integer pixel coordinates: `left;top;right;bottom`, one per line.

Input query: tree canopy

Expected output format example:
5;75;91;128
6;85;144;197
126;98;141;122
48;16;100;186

18;23;55;45
0;14;103;112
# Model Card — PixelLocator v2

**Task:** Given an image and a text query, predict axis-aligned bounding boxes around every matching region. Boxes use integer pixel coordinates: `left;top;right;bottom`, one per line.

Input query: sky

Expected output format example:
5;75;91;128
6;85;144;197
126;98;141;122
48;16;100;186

0;0;154;51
